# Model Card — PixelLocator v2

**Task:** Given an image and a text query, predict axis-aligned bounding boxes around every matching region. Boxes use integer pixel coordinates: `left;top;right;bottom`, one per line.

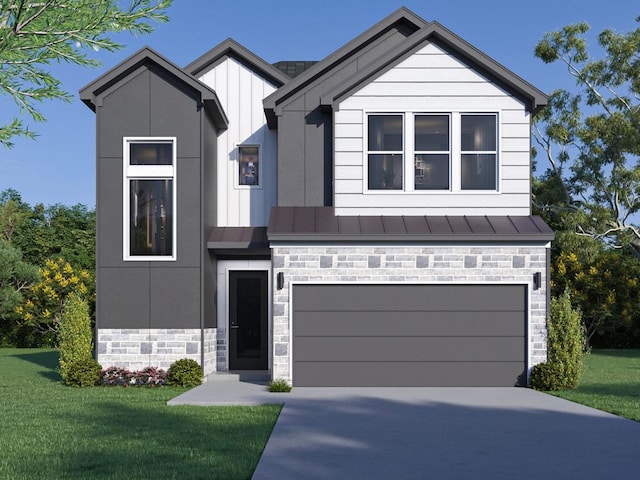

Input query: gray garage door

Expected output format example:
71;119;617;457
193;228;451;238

292;284;526;387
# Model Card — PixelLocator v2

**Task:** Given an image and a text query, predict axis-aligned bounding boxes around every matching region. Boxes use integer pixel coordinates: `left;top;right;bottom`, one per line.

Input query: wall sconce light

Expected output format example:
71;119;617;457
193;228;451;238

533;272;542;290
277;272;284;290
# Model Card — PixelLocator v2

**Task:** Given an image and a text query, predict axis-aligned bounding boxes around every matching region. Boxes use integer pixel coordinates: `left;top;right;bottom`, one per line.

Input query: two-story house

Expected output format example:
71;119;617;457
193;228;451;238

80;7;552;387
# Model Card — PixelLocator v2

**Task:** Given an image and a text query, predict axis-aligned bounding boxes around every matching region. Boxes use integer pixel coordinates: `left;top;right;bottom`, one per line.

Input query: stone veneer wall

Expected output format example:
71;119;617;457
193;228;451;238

215;326;228;371
97;329;204;372
203;328;217;375
271;244;550;382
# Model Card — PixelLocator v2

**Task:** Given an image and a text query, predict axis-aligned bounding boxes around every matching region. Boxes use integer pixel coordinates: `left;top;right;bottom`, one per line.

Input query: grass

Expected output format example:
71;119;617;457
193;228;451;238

550;349;640;422
0;349;281;480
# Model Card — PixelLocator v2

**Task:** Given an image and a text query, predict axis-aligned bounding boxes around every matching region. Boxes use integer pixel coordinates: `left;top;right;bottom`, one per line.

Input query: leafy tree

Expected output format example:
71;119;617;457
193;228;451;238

16;257;93;342
0;0;171;148
0;239;39;343
551;247;640;348
1;190;96;270
0;188;29;241
533;18;640;255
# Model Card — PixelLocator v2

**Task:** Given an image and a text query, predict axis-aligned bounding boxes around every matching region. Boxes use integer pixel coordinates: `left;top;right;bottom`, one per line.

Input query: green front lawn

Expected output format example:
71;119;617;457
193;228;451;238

550;349;640;422
0;349;281;480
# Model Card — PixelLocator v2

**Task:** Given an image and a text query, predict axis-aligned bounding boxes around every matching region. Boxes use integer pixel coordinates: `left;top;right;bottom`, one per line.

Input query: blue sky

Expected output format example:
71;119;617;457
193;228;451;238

0;0;637;207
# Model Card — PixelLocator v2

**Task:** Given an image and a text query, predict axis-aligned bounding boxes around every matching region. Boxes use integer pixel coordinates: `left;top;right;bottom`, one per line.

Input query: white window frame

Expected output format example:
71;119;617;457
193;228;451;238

413;113;452;191
235;144;263;189
123;137;177;261
460;113;499;191
365;113;405;191
364;111;499;194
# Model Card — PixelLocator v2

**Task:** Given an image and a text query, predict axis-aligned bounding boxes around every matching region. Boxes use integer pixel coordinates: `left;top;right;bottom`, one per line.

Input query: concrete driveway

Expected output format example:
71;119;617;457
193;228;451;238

169;379;640;480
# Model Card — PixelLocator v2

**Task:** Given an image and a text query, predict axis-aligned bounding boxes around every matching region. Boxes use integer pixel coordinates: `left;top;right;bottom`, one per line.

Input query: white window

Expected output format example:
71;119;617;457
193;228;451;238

461;114;497;190
237;145;261;187
123;138;176;261
367;114;403;190
414;114;450;190
366;113;498;192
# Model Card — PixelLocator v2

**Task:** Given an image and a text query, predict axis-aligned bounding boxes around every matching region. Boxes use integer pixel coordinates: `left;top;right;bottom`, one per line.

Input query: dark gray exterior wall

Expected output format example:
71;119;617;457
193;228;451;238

95;64;216;331
277;26;415;207
202;111;218;329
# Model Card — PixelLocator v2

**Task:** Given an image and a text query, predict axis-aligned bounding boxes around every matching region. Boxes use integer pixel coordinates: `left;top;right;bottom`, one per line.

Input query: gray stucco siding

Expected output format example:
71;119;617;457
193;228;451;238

94;64;211;333
149;267;201;329
97;267;150;329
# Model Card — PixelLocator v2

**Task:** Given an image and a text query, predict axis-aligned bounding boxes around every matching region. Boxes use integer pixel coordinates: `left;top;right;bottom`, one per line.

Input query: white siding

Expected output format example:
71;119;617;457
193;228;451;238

198;57;278;226
334;42;532;216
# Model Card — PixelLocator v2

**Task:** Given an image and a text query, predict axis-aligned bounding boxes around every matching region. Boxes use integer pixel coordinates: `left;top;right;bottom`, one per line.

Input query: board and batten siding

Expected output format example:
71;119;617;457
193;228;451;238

334;42;532;216
198;56;278;226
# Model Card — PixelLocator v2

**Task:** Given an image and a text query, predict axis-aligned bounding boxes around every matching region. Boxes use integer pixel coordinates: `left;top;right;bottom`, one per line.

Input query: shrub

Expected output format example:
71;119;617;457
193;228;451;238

100;366;167;387
167;358;203;387
134;366;167;386
58;294;94;386
267;378;292;392
530;290;584;391
64;358;102;387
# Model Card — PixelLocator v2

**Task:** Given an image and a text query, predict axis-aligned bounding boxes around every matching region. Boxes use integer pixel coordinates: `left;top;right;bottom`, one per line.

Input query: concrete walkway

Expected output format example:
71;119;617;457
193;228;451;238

169;376;640;480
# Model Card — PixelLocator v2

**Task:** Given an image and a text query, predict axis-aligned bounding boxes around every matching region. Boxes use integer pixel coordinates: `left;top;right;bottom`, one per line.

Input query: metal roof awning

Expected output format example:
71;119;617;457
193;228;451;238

207;226;269;250
267;207;554;243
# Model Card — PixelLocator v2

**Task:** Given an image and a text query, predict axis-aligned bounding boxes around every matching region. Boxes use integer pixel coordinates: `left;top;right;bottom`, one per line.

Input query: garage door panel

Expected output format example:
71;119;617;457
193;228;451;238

295;311;525;337
294;336;524;362
292;284;527;387
295;284;525;311
293;362;526;387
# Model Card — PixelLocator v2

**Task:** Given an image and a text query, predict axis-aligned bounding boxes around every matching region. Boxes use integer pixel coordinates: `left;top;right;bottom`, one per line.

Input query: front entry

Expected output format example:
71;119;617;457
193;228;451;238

229;271;268;370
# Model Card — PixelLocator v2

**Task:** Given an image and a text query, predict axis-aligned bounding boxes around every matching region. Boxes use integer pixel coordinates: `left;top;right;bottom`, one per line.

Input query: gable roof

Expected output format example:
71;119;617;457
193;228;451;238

320;21;547;114
263;6;428;126
185;38;290;87
79;46;228;130
272;61;318;79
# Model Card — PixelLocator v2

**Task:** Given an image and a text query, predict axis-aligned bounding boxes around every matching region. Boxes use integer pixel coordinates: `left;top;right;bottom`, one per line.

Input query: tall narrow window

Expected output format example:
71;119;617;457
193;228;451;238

238;146;260;186
461;114;497;190
414;114;450;190
124;138;176;260
367;115;403;190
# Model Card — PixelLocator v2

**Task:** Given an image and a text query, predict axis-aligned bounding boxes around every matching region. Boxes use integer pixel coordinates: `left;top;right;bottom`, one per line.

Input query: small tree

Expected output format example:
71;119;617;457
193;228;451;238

16;257;93;342
530;290;585;391
58;294;99;386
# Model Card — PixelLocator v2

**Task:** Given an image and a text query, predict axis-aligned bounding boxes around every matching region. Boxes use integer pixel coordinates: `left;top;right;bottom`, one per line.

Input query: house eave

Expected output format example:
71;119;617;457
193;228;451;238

79;46;229;130
320;22;548;114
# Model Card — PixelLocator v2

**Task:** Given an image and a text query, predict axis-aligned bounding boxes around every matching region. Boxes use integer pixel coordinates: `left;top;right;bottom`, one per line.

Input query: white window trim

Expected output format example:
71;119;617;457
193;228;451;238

235;144;263;190
123;137;177;262
363;111;500;194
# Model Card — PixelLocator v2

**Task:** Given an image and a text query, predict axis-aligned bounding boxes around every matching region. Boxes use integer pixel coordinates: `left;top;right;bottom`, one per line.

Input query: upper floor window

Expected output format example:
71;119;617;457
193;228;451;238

367;115;403;190
366;113;498;192
123;138;176;260
238;145;260;186
461;114;497;190
414;114;450;190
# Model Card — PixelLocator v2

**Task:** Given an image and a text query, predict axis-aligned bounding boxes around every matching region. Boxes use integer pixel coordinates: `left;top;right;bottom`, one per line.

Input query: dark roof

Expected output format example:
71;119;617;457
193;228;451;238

272;61;319;79
320;21;547;114
207;226;269;249
267;207;554;242
79;47;228;130
185;38;289;87
263;7;428;126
